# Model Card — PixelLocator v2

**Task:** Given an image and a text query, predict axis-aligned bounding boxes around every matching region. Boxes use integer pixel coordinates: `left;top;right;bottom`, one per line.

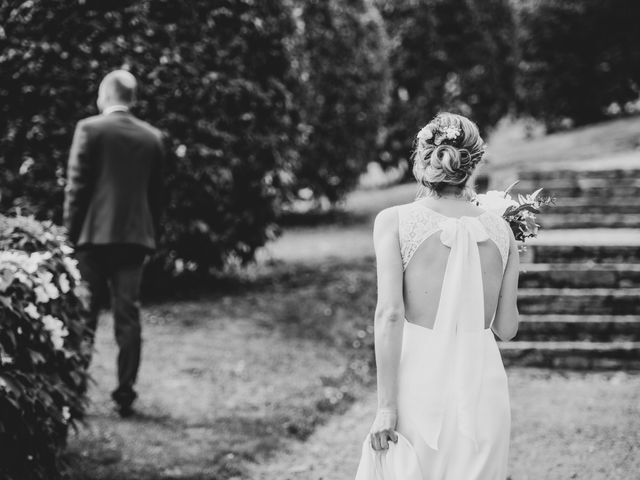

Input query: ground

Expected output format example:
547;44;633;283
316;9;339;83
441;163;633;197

248;369;640;480
65;259;377;479
65;118;640;479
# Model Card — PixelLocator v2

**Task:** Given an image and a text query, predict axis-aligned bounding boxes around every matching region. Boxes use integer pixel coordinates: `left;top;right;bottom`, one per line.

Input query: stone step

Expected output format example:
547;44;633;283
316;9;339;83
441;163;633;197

499;341;640;370
517;288;640;315
546;198;640;215
517;176;640;191
513;183;640;199
519;264;640;289
515;315;640;342
523;244;640;264
517;168;640;182
538;213;640;229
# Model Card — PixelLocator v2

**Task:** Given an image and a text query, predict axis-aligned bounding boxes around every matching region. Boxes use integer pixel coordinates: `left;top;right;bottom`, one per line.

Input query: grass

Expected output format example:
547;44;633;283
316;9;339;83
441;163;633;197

64;259;379;480
257;182;415;265
486;115;640;171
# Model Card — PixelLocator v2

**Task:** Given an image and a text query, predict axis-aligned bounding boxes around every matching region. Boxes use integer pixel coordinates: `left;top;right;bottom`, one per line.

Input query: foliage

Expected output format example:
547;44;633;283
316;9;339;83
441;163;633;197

375;0;517;169
0;214;91;480
0;0;297;278
285;0;392;205
515;0;640;131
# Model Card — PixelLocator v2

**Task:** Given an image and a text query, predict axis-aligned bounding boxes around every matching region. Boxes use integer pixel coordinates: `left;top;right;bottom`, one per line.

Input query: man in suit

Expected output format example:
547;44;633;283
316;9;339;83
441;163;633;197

64;70;164;417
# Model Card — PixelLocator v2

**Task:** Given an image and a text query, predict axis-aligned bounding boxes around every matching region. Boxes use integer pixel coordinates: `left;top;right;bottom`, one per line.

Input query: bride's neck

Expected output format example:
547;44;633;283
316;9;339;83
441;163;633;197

421;184;474;201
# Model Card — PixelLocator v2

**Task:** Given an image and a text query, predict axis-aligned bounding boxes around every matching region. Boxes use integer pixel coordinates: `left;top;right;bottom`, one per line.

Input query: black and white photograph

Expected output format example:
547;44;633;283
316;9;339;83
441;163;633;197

0;1;639;479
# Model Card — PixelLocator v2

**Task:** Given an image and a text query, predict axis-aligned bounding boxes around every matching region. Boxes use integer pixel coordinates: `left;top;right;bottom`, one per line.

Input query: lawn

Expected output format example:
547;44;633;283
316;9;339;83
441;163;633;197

486;115;640;170
64;258;379;479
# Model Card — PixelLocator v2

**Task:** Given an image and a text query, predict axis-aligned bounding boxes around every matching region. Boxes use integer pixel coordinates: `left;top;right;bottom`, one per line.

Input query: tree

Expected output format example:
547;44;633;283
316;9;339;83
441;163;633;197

286;0;392;205
0;0;297;279
375;0;517;168
515;0;640;130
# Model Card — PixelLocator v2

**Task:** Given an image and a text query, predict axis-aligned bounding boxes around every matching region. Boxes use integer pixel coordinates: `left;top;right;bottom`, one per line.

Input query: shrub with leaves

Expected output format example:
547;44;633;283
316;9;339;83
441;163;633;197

285;0;392;206
0;215;91;480
375;0;517;169
0;0;297;281
515;0;640;130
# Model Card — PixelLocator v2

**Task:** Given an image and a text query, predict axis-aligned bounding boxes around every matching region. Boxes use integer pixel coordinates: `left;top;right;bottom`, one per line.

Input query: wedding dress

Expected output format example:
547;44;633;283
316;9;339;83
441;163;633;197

356;201;512;480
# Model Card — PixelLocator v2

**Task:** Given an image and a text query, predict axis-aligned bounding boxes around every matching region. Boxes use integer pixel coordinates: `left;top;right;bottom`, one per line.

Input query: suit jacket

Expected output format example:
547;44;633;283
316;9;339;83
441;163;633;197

63;111;165;250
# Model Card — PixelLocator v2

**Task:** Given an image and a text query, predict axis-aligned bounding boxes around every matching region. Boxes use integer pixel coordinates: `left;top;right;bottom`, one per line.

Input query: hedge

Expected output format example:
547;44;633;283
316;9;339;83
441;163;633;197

0;215;91;480
375;0;517;169
0;0;298;280
515;0;640;130
285;0;391;206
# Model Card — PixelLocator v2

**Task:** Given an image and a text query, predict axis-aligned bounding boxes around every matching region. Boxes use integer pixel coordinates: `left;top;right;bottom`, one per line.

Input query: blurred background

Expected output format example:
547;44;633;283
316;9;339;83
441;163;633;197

0;0;639;479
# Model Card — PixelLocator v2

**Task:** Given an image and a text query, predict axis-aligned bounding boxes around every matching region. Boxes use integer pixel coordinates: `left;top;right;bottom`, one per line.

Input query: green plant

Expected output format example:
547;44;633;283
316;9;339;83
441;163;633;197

285;0;392;206
515;0;640;130
375;0;517;169
0;215;91;480
0;0;297;282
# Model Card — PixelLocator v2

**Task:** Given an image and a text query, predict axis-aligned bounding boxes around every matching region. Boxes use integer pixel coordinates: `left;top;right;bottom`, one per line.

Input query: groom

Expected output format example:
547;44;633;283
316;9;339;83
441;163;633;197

64;70;164;417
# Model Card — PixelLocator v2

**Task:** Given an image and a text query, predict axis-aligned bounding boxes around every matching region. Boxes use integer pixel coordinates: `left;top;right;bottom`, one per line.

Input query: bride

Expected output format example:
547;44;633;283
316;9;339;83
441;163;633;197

355;113;520;479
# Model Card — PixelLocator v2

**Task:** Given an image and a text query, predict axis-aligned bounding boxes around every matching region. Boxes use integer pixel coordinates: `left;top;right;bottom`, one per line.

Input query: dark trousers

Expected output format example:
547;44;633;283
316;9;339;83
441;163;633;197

76;244;148;407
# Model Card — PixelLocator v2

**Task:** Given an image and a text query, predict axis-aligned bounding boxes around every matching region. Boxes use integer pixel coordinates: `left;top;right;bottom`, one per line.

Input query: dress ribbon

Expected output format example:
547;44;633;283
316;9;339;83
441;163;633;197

414;216;489;451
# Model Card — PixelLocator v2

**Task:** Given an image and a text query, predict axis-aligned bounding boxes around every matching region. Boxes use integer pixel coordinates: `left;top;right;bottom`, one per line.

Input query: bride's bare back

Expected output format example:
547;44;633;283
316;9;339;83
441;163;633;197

402;199;507;330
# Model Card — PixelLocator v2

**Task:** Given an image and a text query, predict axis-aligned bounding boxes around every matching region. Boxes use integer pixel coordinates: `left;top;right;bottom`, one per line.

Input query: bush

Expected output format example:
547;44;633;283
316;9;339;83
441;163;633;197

0;0;297;280
375;0;517;169
0;215;91;480
515;0;640;130
285;0;392;206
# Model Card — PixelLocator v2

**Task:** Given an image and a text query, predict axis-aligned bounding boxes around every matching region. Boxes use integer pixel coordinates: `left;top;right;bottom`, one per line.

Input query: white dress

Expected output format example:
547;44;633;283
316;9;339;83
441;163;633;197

356;202;512;480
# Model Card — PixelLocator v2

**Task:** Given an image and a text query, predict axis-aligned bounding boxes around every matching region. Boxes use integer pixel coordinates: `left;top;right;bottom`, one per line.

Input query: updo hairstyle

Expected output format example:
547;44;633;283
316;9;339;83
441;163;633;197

412;112;486;196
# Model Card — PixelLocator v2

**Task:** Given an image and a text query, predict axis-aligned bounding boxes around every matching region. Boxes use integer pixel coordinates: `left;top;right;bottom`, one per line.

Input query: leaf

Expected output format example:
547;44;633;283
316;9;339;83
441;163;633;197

28;349;46;365
505;203;541;217
504;181;520;196
0;295;13;310
531;188;543;200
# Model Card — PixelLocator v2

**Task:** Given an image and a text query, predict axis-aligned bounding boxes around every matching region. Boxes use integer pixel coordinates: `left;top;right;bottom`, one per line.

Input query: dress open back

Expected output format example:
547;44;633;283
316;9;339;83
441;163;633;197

355;201;513;480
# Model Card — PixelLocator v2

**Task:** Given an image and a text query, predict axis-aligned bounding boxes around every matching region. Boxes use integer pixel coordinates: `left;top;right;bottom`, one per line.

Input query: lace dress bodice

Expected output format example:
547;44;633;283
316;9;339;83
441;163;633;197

397;201;511;271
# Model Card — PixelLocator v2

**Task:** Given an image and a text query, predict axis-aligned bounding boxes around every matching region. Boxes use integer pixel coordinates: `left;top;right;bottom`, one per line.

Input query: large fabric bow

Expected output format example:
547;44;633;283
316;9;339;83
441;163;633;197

412;216;489;451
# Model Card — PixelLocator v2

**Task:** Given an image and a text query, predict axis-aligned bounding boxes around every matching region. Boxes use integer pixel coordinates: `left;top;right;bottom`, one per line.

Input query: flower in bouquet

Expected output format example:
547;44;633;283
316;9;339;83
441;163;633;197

475;190;518;216
475;182;554;242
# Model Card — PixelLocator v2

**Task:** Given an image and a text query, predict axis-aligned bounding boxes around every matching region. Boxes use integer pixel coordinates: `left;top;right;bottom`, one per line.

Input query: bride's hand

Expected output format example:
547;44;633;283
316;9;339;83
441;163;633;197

369;408;398;451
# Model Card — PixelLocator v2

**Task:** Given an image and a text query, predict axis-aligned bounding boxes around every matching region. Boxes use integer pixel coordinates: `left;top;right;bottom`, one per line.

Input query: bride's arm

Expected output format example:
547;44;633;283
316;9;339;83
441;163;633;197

370;207;404;451
492;229;520;341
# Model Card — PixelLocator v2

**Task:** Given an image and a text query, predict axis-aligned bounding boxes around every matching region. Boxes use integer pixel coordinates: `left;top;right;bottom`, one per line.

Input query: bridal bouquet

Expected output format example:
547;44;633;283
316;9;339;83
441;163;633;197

474;182;554;242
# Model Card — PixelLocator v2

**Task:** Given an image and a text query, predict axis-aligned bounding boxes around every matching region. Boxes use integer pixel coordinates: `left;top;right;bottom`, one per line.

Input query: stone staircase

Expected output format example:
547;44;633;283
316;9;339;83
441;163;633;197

516;169;640;229
496;164;640;369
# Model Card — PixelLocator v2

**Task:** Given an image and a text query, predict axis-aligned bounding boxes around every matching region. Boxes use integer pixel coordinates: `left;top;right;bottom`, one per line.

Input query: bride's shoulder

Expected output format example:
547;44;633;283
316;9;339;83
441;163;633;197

374;201;416;223
374;205;399;226
373;203;410;235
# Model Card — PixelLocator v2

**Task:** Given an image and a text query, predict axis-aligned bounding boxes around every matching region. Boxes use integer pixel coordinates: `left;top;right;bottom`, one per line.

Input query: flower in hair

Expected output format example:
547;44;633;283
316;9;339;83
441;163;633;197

418;122;461;147
418;125;433;141
443;125;461;140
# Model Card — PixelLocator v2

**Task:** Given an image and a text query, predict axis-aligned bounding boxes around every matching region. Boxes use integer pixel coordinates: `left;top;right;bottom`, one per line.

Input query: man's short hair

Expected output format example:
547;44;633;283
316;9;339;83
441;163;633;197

101;70;137;105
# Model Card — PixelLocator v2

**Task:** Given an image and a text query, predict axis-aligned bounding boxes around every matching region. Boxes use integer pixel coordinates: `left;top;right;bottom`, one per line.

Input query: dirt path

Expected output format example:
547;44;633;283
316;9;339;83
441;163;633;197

250;369;640;480
247;395;376;480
